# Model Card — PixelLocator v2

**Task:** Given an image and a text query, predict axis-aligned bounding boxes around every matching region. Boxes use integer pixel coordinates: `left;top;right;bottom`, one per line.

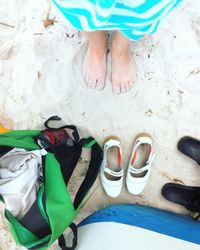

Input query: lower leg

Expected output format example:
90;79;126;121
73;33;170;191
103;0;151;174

111;31;136;94
83;31;108;90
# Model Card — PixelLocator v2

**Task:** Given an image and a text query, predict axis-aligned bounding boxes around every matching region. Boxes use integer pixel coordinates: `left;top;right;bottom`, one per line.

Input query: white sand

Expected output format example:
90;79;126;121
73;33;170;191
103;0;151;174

0;0;200;249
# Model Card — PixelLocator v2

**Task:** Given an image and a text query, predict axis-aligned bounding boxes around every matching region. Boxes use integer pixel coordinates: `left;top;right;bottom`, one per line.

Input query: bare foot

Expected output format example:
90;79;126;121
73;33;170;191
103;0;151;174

111;32;136;94
83;31;107;90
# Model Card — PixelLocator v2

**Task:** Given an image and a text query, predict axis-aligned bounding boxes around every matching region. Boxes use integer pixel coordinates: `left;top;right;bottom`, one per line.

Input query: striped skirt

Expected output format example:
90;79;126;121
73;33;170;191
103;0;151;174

52;0;183;40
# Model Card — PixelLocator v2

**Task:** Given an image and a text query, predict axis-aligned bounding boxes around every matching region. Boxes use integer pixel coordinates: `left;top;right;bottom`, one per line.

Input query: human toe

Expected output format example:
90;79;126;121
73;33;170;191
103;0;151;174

112;82;121;94
96;79;105;91
121;82;127;93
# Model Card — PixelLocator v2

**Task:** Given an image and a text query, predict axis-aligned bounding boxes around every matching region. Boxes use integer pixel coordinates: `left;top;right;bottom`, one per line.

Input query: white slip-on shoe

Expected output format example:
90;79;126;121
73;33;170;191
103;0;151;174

126;134;155;195
100;139;123;198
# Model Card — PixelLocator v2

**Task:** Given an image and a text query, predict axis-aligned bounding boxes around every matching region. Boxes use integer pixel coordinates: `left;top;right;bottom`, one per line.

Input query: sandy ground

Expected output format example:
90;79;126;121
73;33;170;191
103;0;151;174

0;0;200;249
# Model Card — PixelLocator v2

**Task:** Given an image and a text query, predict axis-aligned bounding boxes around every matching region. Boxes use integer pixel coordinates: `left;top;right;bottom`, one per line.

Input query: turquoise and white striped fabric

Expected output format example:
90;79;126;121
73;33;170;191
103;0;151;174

52;0;183;40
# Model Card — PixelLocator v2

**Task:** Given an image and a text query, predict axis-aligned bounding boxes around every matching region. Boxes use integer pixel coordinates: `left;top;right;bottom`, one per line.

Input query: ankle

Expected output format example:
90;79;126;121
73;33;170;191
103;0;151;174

88;39;108;58
112;43;130;56
112;31;130;53
87;31;107;45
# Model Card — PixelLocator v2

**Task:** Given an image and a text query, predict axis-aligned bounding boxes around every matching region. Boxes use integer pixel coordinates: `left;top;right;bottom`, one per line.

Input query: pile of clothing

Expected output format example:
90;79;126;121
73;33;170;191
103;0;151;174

0;148;47;219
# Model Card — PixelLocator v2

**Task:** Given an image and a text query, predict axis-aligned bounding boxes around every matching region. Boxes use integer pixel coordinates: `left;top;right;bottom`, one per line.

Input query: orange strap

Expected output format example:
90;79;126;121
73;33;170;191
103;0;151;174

132;150;137;165
117;149;121;167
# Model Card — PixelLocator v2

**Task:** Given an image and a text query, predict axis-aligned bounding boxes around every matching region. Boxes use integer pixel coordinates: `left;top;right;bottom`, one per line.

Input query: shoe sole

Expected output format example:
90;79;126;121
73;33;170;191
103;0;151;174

135;132;152;142
103;136;121;144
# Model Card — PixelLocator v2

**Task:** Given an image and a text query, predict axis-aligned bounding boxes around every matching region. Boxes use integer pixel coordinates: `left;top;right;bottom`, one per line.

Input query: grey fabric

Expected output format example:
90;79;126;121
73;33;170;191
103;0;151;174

0;148;47;219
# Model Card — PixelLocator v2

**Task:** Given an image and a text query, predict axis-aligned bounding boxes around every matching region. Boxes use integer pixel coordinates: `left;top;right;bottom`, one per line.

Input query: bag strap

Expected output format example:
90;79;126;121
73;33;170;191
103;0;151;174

58;138;102;250
41;118;102;249
73;137;103;209
44;116;79;143
58;223;78;250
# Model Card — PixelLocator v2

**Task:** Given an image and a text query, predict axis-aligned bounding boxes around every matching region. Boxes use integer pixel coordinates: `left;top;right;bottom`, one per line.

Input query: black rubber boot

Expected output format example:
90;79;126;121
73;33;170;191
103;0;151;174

162;183;200;212
178;136;200;165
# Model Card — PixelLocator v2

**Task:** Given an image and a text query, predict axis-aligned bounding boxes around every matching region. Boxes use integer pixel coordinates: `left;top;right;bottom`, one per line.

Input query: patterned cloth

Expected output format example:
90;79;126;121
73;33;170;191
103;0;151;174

52;0;182;40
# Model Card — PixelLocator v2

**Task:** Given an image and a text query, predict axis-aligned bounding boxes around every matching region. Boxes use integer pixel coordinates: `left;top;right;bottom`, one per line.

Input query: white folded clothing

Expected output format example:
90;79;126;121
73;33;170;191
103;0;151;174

0;147;47;219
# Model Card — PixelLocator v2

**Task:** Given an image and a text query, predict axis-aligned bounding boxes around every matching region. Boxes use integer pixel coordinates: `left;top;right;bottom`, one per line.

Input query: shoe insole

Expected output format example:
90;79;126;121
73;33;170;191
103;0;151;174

105;146;121;181
131;144;150;178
